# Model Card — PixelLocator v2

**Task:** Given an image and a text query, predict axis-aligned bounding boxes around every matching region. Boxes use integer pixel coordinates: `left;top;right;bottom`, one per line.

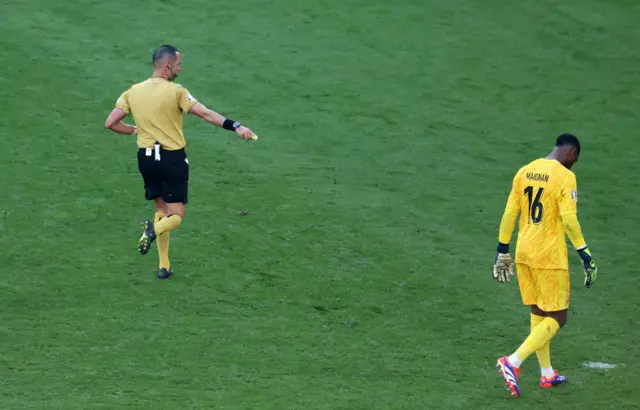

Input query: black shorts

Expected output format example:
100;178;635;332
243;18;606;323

137;144;189;204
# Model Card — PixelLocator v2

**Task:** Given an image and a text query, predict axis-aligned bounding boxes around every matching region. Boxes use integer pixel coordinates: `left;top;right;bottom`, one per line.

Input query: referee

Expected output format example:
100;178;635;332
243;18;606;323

104;44;257;279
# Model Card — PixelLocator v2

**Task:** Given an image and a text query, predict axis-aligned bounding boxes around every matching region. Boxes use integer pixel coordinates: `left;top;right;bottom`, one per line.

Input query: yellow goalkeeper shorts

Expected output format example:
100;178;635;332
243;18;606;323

516;263;570;312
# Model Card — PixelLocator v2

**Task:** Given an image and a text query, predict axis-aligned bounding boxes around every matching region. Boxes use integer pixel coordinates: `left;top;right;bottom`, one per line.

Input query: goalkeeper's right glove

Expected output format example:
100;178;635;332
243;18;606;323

577;247;598;288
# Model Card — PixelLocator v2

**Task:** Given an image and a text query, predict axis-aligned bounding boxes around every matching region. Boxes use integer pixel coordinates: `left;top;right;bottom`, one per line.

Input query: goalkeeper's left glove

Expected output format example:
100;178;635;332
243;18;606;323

577;247;598;288
493;242;515;283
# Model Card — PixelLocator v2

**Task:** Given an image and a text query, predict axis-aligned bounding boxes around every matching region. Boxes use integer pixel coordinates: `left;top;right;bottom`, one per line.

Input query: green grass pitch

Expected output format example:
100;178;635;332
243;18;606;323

1;0;639;408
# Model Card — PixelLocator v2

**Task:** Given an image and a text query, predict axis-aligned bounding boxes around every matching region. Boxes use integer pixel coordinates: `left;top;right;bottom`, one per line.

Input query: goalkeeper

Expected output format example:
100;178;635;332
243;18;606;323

492;133;599;398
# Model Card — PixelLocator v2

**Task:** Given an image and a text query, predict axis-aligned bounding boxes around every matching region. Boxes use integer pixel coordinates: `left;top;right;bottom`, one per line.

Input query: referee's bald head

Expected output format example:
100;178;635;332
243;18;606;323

152;45;179;68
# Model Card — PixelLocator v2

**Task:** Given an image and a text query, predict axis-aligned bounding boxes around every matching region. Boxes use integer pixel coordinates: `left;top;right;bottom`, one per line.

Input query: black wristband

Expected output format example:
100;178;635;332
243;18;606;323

577;247;591;260
497;242;509;254
223;118;241;131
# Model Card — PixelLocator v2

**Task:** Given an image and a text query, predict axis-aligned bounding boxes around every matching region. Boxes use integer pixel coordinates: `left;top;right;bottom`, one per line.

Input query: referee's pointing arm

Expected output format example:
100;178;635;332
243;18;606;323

188;102;257;140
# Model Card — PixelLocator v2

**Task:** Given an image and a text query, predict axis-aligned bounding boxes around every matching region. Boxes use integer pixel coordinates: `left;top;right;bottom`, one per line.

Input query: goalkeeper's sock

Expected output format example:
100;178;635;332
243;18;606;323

154;214;182;235
531;313;554;376
536;340;553;374
508;353;523;368
530;313;545;330
541;367;555;378
510;317;560;368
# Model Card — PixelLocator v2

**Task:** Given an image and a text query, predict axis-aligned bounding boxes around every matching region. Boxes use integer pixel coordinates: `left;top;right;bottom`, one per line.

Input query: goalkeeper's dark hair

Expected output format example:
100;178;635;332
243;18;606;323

555;133;580;155
152;45;179;67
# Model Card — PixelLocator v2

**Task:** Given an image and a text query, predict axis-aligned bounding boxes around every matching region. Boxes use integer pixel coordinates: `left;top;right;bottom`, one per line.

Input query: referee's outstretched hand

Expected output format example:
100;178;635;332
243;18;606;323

236;125;258;140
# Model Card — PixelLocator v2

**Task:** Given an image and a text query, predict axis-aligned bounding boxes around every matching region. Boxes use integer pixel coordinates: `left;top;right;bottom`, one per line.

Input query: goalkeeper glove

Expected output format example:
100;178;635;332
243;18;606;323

577;247;598;288
493;242;515;283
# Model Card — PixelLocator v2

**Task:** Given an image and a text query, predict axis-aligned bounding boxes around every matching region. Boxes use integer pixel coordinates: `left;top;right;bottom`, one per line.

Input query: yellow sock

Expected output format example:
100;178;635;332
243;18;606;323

157;231;171;270
530;313;544;330
154;214;182;235
153;212;171;270
154;212;165;225
532;314;552;369
514;317;560;363
154;212;171;270
536;342;552;371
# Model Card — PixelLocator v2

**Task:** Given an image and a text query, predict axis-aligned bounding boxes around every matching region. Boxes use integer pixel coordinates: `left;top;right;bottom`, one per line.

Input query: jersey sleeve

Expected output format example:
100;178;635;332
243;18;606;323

177;86;198;113
115;89;131;114
558;172;578;217
559;172;587;249
498;169;522;244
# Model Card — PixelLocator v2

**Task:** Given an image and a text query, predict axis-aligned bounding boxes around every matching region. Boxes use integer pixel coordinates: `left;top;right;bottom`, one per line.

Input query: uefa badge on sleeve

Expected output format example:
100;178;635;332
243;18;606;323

571;189;578;201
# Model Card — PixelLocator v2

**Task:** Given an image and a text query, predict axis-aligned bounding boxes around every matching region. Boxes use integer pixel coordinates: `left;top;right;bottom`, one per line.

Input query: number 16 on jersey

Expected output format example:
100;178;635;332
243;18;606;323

524;186;544;224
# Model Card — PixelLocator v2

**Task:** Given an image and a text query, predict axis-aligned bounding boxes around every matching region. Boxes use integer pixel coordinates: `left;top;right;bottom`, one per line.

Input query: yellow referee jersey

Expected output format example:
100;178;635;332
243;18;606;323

116;78;198;150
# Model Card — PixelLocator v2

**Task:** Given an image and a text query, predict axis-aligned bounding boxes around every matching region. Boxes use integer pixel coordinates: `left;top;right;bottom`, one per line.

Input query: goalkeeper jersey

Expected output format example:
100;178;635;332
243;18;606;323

501;158;581;270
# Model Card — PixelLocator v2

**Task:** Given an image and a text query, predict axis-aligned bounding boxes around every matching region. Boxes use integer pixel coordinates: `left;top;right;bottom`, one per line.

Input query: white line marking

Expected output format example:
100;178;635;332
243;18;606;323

583;361;617;369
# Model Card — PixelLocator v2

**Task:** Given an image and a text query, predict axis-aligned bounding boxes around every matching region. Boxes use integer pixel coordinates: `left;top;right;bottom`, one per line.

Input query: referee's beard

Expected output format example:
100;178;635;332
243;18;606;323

167;67;178;81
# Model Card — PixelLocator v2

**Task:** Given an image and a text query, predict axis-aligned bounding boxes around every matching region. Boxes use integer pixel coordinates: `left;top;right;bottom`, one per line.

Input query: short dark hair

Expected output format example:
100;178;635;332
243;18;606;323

555;133;581;155
152;45;179;66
